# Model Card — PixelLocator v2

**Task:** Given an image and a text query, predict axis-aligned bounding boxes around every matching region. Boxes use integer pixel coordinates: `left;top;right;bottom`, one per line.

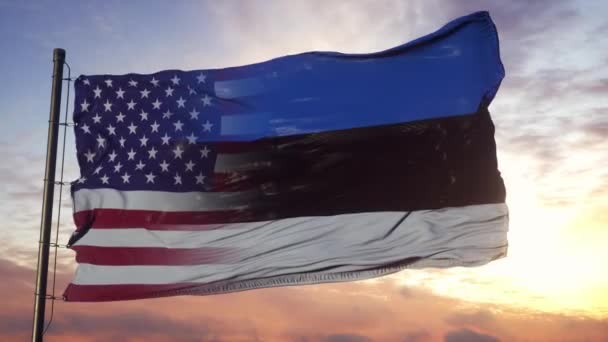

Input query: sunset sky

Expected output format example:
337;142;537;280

1;0;607;341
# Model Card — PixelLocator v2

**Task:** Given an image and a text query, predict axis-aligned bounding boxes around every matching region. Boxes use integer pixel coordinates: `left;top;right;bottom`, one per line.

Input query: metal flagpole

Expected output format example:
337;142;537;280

32;48;65;342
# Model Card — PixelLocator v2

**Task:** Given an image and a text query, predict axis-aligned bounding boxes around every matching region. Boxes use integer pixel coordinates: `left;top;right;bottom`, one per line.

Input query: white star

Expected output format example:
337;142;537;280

150;121;160;133
93;85;102;98
118;136;126;147
92;113;102;124
170;75;180;85
114;162;123;173
108;150;118;162
77;176;87;184
126;99;137;110
135;160;146;170
196;73;206;84
103;99;113;112
174;173;182;185
100;174;109;184
127;148;136;160
172;145;184;159
96;134;106;148
200;146;210;158
150;77;160;87
106;124;116;136
165;86;174;97
201;94;212;106
84;149;96;163
80;99;90;112
202;120;213;132
187;85;197;95
128;79;138;87
139;110;149;121
145;172;156;184
116;112;126;122
152;98;162;109
147;147;158;159
82;78;90;86
127;122;138;134
93;166;103;174
139;134;149;147
161;133;171;145
116;87;125;99
80;123;91;134
104;79;113;87
188;108;199;120
186;132;197;144
173;120;184;132
159;160;170;172
195;172;205;184
121;172;131;183
185;160;195;172
140;88;150;99
176;97;186;108
162;109;173;119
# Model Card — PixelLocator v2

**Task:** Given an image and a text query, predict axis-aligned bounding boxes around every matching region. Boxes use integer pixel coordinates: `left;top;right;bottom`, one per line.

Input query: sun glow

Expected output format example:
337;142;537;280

396;157;608;318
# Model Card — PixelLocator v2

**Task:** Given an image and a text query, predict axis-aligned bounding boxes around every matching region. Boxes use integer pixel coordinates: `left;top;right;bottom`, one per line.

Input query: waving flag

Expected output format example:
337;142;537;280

64;11;507;302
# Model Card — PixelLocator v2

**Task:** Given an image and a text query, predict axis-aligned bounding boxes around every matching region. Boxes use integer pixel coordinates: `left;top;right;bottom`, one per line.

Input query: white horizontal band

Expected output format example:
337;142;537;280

73;188;257;213
72;203;508;285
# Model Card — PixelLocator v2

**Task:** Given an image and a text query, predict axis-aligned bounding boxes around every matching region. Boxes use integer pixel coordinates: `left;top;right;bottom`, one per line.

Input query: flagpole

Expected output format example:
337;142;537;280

32;48;65;342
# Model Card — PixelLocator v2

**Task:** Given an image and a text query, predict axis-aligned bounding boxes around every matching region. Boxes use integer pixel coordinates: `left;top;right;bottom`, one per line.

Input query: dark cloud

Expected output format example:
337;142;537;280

444;328;500;342
322;334;372;342
46;310;214;341
402;329;432;342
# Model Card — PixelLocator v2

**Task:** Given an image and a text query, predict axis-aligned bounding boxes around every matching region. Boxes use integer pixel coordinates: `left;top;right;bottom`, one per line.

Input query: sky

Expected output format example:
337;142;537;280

0;0;607;341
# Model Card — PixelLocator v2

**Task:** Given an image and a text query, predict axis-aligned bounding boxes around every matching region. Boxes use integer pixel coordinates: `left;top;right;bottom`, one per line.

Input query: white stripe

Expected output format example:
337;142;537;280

75;223;273;248
73;188;257;213
71;203;508;285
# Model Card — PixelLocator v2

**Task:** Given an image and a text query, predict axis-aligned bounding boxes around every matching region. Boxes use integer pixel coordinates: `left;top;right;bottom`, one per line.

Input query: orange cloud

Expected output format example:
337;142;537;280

3;257;607;341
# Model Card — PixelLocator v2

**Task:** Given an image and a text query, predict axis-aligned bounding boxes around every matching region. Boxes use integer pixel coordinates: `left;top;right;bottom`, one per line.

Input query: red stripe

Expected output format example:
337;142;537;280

73;209;261;230
72;246;236;265
64;277;270;302
64;283;207;302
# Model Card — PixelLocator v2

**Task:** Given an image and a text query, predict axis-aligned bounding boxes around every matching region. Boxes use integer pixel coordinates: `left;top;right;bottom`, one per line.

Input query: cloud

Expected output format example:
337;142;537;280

47;310;213;342
444;310;496;330
1;256;608;341
402;329;432;342
322;334;372;342
580;113;608;140
444;328;500;342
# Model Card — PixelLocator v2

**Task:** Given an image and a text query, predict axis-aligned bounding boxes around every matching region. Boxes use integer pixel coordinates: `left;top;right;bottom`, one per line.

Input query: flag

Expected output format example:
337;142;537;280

64;11;507;302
